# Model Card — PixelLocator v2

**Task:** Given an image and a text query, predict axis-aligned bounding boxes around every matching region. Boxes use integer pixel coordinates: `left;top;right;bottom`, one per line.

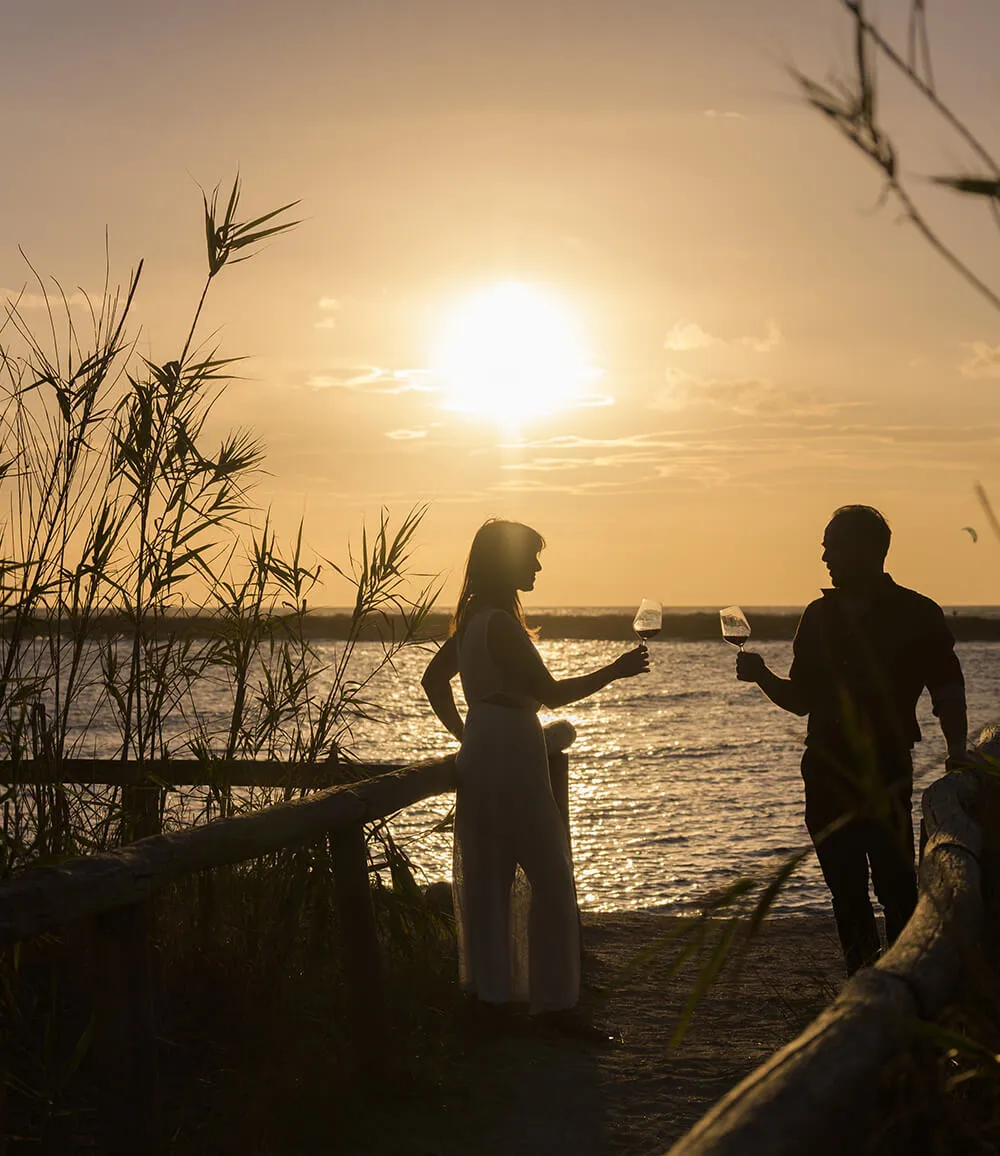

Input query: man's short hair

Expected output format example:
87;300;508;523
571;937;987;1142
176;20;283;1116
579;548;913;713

827;505;892;559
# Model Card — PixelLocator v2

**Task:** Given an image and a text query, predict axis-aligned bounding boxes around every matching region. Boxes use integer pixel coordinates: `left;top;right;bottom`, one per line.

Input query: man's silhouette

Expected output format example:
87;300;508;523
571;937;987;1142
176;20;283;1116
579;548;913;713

736;505;967;973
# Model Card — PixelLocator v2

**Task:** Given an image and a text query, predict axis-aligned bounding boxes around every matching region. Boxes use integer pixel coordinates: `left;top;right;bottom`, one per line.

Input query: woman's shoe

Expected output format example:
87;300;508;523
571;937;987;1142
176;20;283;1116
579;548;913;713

463;998;524;1036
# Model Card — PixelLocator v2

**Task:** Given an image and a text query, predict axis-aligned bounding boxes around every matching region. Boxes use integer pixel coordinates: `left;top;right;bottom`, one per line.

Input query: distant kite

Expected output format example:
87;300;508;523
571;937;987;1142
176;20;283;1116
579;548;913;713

962;526;979;543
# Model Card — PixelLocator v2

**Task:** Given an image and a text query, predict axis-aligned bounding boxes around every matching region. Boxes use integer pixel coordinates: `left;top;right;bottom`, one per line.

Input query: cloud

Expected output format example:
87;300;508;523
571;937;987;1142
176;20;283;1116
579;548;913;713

652;368;859;418
511;390;616;414
494;474;659;496
741;319;782;353
959;341;1000;378
660;365;698;393
305;362;611;418
664;321;719;351
500;433;650;450
502;451;664;472
690;378;786;415
685;377;811;417
664;318;782;354
834;423;1000;446
501;458;587;472
703;109;746;120
385;428;427;440
306;366;438;394
483;416;1000;498
313;296;341;330
2;287;90;310
507;422;1000;458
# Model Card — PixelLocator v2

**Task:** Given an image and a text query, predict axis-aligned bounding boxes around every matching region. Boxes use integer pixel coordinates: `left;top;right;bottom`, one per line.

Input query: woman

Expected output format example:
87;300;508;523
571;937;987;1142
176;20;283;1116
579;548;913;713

421;519;648;1028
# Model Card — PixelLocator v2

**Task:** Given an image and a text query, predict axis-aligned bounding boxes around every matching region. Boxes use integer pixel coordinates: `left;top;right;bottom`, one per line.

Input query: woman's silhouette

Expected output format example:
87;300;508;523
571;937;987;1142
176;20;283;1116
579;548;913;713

422;519;648;1028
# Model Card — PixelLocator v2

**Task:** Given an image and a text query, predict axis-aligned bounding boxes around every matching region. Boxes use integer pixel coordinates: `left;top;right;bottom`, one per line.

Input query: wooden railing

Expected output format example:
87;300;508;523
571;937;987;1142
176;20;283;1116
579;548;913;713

0;758;410;787
0;720;578;1155
667;756;990;1156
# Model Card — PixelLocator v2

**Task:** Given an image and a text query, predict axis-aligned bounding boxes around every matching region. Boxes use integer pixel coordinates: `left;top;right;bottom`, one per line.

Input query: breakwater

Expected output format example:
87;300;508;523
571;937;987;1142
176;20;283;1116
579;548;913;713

223;610;1000;643
384;610;1000;643
9;610;1000;642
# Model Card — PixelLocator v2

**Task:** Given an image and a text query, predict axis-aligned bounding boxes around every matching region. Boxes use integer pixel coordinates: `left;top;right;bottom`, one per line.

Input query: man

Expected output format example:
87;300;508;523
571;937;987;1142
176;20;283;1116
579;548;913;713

736;505;967;974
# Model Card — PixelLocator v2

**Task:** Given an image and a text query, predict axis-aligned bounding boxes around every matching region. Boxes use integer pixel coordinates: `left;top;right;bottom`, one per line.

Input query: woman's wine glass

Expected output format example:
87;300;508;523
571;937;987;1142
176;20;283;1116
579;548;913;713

719;605;751;651
633;599;663;643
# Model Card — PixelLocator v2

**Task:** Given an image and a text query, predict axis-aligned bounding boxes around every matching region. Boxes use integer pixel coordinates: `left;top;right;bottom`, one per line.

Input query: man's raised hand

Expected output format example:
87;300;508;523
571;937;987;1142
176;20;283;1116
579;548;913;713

735;650;768;684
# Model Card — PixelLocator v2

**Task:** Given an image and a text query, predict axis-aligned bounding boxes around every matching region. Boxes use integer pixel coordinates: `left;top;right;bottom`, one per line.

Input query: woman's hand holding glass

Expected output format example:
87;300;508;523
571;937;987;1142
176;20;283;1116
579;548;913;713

612;644;650;680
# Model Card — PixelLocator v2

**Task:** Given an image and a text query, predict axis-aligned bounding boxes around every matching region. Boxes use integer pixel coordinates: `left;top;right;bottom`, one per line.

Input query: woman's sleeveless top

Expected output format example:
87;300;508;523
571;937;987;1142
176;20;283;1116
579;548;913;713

457;609;539;711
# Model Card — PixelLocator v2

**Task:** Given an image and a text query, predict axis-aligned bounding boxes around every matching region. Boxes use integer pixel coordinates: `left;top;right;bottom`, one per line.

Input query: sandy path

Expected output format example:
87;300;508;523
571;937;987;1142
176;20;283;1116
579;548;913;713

354;911;845;1156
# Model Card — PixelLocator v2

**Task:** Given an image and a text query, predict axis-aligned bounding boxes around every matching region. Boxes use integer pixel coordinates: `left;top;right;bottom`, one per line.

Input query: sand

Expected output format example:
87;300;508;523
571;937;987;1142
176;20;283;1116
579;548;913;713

356;910;846;1156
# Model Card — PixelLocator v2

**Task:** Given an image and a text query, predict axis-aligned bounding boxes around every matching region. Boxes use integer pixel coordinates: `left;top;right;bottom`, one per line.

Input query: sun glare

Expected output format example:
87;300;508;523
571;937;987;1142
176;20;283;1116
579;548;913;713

430;281;600;424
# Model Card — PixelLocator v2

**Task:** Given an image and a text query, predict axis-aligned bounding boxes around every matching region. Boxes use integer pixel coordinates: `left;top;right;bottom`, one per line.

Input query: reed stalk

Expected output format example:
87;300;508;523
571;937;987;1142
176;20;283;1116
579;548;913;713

0;178;447;1145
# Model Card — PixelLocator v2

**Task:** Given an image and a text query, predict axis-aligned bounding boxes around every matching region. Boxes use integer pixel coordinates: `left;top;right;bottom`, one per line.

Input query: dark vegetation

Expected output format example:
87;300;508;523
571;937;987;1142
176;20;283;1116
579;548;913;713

0;178;451;1151
3;849;464;1153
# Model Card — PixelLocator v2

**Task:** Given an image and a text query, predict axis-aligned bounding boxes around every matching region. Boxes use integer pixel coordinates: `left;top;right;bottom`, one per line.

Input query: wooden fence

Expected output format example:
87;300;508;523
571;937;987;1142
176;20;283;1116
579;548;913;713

0;720;578;1155
0;758;409;788
667;758;989;1155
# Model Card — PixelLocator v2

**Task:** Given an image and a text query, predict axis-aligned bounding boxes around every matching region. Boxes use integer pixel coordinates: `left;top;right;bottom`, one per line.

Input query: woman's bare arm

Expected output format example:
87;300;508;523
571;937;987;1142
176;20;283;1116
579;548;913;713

487;613;648;709
420;636;464;740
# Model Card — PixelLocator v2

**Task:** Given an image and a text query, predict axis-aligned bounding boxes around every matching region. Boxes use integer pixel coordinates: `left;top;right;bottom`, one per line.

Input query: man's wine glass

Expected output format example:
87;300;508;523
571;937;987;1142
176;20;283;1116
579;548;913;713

719;605;751;651
633;599;663;642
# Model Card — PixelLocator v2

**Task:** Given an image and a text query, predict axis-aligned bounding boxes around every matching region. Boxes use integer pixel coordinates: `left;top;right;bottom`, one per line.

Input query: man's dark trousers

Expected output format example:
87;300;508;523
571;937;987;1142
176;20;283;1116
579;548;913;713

802;746;918;975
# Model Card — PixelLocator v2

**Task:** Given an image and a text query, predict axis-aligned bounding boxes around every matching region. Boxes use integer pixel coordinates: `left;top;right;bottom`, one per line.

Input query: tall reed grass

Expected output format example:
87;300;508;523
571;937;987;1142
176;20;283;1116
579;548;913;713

0;178;452;1149
0;175;438;860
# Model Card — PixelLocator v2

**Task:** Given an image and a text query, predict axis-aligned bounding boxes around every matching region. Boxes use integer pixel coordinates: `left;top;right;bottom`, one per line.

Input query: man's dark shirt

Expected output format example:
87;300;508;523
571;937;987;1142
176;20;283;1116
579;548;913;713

788;575;964;772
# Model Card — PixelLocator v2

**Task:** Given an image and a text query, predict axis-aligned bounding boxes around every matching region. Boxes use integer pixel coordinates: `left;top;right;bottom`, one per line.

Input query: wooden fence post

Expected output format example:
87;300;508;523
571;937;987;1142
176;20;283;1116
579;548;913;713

0;961;7;1143
91;902;160;1156
121;782;162;842
547;746;584;962
332;823;388;1082
548;748;572;857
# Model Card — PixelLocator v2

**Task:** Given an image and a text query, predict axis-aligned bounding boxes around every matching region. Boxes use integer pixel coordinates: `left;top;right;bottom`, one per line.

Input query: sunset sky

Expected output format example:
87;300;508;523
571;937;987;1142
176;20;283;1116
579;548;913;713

4;1;1000;608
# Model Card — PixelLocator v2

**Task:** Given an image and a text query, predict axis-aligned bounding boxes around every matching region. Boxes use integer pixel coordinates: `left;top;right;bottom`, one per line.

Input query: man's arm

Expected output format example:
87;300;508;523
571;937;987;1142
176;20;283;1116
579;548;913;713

922;599;968;765
735;651;810;716
938;699;968;766
735;602;817;716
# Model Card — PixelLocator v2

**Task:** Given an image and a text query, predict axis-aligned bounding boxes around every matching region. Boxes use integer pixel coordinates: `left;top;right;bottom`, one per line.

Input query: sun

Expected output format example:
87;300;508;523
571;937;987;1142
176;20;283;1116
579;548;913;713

429;281;600;424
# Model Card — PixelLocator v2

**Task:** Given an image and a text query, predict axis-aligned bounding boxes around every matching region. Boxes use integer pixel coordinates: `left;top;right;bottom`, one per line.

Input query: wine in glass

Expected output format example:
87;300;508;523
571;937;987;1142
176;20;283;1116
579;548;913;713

633;598;663;642
719;605;751;651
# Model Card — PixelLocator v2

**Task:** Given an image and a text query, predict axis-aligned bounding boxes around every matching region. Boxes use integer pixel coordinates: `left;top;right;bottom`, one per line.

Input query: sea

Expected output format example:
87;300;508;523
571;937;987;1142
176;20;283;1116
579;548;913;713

339;608;1000;916
33;607;1000;916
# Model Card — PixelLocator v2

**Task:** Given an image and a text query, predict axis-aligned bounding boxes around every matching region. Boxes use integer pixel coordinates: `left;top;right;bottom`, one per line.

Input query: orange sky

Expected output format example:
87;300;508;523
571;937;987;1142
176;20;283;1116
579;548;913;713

3;1;1000;607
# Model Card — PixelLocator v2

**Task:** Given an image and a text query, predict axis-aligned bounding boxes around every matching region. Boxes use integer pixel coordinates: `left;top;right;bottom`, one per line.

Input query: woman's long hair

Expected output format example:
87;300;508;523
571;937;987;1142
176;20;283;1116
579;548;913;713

450;519;545;636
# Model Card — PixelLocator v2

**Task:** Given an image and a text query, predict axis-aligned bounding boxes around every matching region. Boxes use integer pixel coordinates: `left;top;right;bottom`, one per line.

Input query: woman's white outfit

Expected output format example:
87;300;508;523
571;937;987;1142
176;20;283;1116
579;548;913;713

453;608;580;1012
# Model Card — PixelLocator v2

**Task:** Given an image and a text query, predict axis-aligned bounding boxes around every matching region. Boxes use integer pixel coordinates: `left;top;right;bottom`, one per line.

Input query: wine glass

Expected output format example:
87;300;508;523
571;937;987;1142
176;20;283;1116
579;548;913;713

719;605;751;651
633;599;662;642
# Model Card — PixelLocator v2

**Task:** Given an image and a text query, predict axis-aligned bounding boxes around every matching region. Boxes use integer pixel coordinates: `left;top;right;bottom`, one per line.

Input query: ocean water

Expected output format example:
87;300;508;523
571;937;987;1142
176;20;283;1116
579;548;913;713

27;626;999;915
343;638;1000;914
